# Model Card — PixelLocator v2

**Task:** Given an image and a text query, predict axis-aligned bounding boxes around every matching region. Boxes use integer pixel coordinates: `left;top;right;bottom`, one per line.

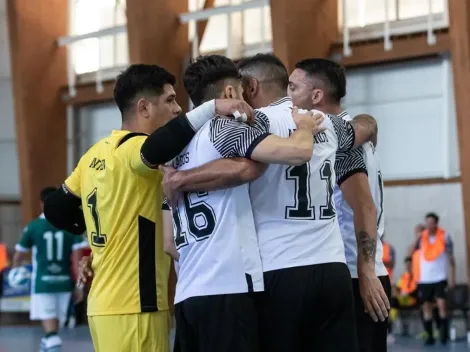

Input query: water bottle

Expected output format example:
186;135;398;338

450;323;456;342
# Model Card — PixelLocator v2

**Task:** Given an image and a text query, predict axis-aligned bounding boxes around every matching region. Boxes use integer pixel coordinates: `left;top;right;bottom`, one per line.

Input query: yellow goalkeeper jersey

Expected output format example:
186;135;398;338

65;130;169;316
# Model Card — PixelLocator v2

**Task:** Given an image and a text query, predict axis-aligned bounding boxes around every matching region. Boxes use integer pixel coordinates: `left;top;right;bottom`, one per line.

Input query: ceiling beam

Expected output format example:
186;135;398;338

271;0;338;73
447;0;470;287
197;0;216;45
7;0;68;224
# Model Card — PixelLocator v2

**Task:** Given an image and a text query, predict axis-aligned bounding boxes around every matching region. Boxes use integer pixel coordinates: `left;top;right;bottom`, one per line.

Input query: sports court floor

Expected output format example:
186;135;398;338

0;326;468;352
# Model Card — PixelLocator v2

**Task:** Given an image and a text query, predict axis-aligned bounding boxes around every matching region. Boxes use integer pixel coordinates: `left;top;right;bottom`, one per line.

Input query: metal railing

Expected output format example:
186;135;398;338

342;0;448;57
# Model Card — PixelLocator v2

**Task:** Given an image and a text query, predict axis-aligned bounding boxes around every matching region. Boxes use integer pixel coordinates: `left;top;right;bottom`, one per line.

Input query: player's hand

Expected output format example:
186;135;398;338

359;269;390;323
159;165;183;209
448;278;456;290
292;107;326;135
74;286;85;303
215;99;254;123
77;254;93;286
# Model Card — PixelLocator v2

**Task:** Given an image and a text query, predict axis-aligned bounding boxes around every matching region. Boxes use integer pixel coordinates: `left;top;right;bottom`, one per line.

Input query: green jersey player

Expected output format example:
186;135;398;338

12;187;88;352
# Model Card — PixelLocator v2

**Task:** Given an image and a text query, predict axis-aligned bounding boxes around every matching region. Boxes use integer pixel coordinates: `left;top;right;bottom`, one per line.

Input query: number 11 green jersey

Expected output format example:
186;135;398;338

15;214;88;294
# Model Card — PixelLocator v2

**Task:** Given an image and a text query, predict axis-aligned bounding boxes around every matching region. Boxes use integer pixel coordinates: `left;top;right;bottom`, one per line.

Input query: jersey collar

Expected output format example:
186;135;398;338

39;213;45;219
338;110;351;120
268;97;292;107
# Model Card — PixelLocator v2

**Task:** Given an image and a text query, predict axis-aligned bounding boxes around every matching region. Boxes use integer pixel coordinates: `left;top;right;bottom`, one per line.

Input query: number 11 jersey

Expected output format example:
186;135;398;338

249;97;355;272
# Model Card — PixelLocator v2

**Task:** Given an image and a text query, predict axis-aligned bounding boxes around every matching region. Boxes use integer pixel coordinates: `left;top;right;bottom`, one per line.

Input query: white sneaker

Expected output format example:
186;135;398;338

45;335;62;352
67;316;76;329
39;337;46;352
387;334;396;345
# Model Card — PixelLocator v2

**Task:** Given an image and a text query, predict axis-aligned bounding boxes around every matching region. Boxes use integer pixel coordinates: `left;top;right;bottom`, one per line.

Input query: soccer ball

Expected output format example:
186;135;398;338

8;266;31;289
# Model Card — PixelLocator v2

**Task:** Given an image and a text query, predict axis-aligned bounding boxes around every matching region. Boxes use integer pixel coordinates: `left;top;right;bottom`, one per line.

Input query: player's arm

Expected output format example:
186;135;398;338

162;200;179;261
446;235;456;288
140;99;255;168
336;148;377;273
160;158;267;194
336;148;389;322
44;158;86;235
330;114;378;152
249;109;324;165
13;226;33;267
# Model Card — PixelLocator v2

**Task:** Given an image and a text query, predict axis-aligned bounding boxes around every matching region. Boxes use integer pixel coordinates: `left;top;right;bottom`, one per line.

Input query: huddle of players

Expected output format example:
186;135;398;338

161;54;389;352
44;54;389;352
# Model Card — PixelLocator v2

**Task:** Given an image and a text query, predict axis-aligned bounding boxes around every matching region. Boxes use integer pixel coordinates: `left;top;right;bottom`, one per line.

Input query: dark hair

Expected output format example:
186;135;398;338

40;187;57;203
237;53;289;91
404;256;412;263
425;212;439;224
294;58;346;103
183;55;240;107
113;64;176;118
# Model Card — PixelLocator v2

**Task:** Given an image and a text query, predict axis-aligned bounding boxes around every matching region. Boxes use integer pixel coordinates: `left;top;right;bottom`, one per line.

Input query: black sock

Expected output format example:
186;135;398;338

45;331;58;339
440;318;449;342
424;319;433;339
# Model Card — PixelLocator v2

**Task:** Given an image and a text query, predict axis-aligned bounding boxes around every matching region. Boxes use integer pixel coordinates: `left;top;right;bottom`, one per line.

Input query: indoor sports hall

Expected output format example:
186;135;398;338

1;0;470;351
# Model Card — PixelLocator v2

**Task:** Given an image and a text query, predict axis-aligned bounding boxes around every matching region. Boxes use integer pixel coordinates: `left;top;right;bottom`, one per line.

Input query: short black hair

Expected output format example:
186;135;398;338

294;58;346;103
113;64;176;118
425;212;439;223
183;55;240;107
40;187;57;203
237;53;289;92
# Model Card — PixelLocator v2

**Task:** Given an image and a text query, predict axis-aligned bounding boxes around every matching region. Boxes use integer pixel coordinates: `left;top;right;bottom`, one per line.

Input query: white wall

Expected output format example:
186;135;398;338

344;56;459;180
384;183;467;283
76;103;121;156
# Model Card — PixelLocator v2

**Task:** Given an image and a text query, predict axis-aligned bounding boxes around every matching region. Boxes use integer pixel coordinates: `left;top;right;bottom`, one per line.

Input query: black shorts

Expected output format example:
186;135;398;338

257;262;358;352
417;280;448;303
352;275;391;352
174;293;258;352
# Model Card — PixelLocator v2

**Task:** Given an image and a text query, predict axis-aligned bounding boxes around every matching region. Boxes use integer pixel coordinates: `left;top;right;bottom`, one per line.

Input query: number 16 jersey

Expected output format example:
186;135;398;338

249;97;356;272
171;115;270;304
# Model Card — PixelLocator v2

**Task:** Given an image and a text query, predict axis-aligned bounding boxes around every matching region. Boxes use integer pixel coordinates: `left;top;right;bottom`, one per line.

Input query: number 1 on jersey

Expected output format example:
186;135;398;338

87;188;107;247
285;160;336;220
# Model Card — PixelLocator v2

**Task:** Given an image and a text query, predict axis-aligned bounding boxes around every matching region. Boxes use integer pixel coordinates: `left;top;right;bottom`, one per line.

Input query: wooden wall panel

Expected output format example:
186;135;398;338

7;0;68;224
448;0;470;285
127;0;189;114
270;0;338;73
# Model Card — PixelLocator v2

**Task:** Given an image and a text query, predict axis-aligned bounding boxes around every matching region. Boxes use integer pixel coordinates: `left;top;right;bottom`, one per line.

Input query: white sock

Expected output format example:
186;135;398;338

45;335;62;349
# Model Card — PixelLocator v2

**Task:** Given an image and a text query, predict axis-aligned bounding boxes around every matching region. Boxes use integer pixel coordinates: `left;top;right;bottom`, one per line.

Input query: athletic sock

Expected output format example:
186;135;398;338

424;319;435;344
45;331;58;339
440;318;449;344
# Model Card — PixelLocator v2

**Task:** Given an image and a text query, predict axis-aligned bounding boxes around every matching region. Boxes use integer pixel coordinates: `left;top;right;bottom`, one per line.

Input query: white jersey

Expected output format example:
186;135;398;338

334;112;387;279
170;114;270;303
249;97;357;272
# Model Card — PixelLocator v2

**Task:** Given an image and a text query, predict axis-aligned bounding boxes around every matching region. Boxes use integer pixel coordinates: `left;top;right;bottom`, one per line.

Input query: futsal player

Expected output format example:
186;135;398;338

43;64;258;352
161;54;379;352
411;212;455;345
167;54;325;352
12;187;88;352
288;58;391;351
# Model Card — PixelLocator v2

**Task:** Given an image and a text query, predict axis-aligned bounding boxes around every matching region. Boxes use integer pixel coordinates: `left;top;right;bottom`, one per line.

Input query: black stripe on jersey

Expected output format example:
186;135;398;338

268;96;292;106
245;274;254;292
338;111;349;118
209;111;271;158
138;215;158;312
329;114;355;152
335;146;368;186
118;132;148;147
162;197;170;211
